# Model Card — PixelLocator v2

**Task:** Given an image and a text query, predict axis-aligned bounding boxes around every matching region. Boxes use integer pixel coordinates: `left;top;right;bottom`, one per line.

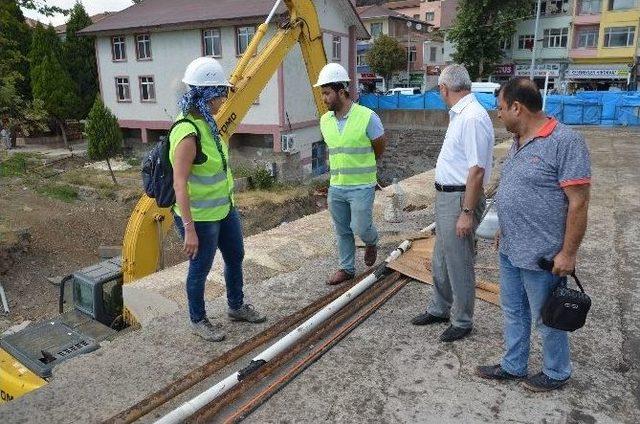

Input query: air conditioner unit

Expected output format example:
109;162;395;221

264;162;276;177
281;134;298;153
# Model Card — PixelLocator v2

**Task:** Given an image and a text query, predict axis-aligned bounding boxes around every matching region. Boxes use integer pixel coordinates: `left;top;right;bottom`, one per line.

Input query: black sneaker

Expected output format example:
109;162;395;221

411;312;449;326
439;325;472;342
476;364;526;381
522;372;569;392
228;304;267;323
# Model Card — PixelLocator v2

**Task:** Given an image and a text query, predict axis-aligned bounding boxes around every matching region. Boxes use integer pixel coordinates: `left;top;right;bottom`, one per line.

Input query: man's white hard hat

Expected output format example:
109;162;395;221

314;63;350;87
182;57;232;87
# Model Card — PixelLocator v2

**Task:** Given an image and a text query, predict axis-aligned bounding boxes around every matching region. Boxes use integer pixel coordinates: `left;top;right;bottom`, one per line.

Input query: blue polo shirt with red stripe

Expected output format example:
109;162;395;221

496;118;591;271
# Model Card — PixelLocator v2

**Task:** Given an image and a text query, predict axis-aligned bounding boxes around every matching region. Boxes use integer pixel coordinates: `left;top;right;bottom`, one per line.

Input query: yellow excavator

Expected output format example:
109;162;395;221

0;0;329;404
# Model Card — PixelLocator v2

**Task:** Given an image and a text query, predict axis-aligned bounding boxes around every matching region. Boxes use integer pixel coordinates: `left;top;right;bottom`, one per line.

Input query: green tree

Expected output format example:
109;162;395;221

30;54;78;148
0;1;32;98
64;2;98;119
17;0;67;16
0;33;48;146
85;97;122;185
364;34;407;91
28;23;62;70
447;0;530;80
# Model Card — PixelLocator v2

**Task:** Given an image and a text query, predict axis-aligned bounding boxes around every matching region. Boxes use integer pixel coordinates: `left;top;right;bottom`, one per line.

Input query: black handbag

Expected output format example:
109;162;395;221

538;258;591;332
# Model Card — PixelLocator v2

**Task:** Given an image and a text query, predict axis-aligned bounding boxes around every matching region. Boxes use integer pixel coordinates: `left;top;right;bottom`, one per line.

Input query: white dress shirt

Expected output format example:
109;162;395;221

435;93;494;186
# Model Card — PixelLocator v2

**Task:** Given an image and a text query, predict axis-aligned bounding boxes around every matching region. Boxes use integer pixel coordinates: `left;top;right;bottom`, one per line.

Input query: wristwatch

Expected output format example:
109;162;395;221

462;207;472;215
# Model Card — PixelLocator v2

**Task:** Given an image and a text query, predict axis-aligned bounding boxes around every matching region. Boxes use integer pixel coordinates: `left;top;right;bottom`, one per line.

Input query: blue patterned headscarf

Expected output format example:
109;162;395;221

178;85;230;170
178;85;229;137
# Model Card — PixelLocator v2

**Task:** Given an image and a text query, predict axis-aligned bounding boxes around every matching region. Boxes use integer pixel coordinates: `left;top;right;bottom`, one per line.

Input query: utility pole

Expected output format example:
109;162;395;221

530;0;543;80
407;28;411;86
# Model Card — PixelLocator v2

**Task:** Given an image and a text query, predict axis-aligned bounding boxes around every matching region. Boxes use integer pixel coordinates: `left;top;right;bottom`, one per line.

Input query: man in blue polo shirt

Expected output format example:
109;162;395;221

477;78;591;392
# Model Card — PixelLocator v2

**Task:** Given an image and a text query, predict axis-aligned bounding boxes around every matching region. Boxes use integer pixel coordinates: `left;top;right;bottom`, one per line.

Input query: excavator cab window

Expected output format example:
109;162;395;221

73;279;95;317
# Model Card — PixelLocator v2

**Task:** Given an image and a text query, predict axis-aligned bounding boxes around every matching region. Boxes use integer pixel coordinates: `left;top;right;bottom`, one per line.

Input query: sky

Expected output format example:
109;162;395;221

21;0;133;26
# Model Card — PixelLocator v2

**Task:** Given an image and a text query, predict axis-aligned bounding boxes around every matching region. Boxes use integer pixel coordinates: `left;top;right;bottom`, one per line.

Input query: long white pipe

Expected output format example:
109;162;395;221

420;222;436;234
265;0;283;25
154;240;412;424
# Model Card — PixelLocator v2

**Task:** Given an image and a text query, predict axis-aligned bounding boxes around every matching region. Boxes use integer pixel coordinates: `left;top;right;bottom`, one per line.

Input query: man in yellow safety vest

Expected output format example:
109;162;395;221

314;63;386;285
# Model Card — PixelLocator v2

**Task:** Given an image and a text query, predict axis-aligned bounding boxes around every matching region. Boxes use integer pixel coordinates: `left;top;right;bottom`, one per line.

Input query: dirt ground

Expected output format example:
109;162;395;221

0;151;320;333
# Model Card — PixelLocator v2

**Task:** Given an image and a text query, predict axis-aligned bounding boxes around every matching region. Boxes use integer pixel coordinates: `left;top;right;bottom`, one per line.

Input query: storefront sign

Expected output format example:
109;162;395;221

409;73;424;85
493;64;515;76
565;67;630;80
359;72;378;80
514;63;560;77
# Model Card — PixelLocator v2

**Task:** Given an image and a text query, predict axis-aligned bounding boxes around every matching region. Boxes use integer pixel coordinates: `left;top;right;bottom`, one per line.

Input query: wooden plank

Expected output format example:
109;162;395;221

389;237;501;307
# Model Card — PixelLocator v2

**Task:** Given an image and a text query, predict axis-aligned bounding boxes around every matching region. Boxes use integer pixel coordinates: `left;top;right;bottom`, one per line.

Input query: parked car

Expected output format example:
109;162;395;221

384;87;422;96
471;82;501;94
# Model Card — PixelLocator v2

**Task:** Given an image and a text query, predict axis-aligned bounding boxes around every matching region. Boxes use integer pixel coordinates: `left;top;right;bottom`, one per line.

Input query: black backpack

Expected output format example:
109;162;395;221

142;119;207;208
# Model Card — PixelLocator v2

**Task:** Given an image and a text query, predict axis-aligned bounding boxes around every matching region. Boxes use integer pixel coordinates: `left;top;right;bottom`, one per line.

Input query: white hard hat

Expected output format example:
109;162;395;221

313;63;350;87
182;57;232;87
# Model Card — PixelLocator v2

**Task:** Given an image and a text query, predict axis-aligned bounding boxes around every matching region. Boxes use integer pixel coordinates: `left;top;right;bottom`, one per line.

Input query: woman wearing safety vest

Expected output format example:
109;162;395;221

314;63;387;285
170;57;266;342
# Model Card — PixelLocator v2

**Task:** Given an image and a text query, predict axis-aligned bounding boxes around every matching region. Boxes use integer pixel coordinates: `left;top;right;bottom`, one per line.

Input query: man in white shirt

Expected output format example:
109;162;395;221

411;64;494;342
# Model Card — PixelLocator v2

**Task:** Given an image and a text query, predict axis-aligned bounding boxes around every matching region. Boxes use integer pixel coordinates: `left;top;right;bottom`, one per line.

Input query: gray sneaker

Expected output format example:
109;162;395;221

228;304;267;323
191;318;225;342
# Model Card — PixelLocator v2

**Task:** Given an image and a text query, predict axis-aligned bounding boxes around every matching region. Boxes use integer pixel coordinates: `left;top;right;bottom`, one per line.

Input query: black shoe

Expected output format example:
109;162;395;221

522;372;569;392
411;312;449;326
439;325;472;342
476;364;526;381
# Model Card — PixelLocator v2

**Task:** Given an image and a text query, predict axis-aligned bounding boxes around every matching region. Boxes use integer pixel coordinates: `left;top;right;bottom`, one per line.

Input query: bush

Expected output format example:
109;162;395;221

36;183;78;202
249;168;275;190
125;156;141;167
85;97;122;185
0;153;28;177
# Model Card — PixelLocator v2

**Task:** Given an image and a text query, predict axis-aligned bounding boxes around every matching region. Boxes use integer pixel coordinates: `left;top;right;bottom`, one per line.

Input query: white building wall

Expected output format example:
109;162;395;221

511;15;572;62
97;26;280;126
443;34;455;64
283;125;323;176
315;0;353;34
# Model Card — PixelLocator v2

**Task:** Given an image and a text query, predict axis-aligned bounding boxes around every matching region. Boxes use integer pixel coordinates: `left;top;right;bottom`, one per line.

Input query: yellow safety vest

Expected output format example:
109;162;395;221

169;114;234;221
320;103;377;186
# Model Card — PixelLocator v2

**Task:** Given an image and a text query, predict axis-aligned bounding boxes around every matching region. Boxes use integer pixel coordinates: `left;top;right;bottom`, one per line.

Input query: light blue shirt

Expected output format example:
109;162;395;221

330;103;384;190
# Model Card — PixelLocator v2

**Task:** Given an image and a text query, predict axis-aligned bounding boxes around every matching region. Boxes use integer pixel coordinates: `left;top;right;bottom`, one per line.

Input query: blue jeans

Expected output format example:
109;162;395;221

499;253;572;380
327;186;379;275
174;209;245;323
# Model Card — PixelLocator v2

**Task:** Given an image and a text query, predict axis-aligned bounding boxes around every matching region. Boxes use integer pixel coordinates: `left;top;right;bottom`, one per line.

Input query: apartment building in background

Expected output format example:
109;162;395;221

386;0;459;88
356;3;432;92
567;0;639;90
493;0;639;90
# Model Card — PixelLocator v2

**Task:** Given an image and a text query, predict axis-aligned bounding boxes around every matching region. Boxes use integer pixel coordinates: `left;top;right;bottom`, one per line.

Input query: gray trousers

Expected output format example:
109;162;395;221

427;191;485;329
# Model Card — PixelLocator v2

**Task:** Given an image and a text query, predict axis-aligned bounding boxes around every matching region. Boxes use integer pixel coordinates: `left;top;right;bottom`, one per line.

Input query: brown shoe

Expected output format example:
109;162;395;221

327;269;354;285
364;245;377;267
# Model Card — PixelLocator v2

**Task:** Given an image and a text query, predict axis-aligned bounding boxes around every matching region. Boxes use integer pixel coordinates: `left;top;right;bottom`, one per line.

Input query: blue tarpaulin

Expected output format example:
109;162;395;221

359;91;640;126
